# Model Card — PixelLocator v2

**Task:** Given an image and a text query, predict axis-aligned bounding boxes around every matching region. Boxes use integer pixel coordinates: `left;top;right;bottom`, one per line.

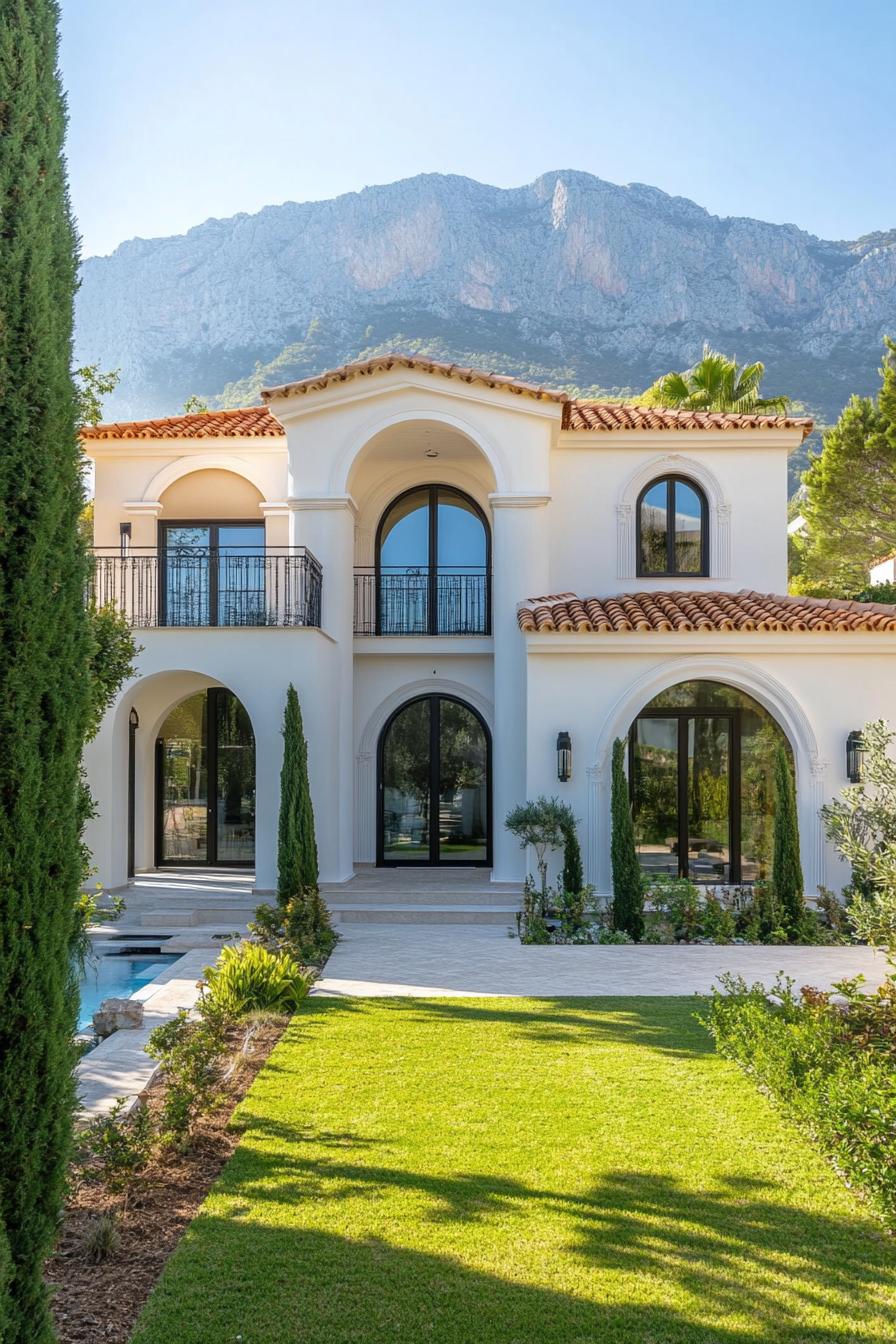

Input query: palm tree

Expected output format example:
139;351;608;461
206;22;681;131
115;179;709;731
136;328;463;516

641;345;790;414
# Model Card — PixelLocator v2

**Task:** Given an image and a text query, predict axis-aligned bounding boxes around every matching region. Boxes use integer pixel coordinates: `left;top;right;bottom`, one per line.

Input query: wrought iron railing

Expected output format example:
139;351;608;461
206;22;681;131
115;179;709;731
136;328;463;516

354;568;490;635
89;548;322;629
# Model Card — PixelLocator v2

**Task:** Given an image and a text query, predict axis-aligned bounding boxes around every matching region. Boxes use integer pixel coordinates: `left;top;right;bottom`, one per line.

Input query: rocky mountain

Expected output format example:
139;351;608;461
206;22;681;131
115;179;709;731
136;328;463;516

75;170;896;440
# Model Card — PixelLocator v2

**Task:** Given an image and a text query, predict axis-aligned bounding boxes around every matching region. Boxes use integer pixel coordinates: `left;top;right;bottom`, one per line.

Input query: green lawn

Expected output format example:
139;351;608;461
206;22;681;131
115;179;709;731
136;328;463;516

133;998;896;1344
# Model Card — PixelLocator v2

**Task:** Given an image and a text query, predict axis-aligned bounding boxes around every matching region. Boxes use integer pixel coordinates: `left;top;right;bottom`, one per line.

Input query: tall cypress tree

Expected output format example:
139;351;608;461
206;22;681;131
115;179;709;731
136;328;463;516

0;3;92;1338
772;743;805;940
610;738;644;941
277;683;319;900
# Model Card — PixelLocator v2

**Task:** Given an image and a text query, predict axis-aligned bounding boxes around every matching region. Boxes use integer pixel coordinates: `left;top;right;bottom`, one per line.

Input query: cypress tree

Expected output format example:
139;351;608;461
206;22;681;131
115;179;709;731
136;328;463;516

561;819;584;895
0;4;92;1338
772;743;805;939
277;683;319;901
610;738;644;940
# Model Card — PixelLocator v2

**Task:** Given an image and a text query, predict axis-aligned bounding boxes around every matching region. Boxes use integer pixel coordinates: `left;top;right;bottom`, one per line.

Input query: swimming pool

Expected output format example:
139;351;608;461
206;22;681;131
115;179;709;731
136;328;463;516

77;950;180;1031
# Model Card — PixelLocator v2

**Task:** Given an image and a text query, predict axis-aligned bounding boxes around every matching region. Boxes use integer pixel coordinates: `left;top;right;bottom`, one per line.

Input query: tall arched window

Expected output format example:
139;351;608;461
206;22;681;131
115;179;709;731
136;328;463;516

637;475;708;577
376;485;490;634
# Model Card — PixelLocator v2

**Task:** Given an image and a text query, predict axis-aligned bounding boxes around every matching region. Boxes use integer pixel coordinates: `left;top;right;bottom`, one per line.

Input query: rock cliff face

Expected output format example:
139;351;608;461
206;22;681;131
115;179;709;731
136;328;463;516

75;170;896;423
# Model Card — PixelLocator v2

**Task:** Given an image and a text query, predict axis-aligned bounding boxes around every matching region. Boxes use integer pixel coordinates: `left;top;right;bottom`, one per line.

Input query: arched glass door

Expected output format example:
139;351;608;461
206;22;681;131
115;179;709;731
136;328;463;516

156;688;255;866
378;695;490;865
376;486;490;634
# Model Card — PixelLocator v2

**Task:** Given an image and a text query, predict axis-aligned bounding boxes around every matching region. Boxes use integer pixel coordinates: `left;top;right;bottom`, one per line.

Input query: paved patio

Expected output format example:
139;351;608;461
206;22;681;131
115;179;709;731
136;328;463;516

315;922;889;997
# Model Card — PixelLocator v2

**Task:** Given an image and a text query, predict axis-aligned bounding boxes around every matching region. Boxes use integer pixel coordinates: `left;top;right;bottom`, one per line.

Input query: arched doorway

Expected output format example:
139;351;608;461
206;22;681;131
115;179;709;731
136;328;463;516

378;695;491;866
629;679;792;884
155;688;255;866
376;485;490;634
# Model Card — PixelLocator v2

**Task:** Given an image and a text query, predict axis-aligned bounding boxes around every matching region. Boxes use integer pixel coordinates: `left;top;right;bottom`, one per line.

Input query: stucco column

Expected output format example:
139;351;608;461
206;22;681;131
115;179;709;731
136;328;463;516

287;496;356;882
489;494;551;882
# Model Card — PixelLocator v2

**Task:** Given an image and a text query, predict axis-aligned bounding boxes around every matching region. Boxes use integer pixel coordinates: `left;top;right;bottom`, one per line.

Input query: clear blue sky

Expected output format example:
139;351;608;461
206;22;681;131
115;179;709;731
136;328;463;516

61;0;896;258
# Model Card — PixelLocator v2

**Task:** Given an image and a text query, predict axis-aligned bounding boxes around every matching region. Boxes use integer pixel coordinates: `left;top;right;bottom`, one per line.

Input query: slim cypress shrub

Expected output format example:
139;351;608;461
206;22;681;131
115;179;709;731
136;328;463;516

610;738;644;940
0;4;92;1337
561;819;584;895
277;683;319;900
275;685;334;961
772;743;805;939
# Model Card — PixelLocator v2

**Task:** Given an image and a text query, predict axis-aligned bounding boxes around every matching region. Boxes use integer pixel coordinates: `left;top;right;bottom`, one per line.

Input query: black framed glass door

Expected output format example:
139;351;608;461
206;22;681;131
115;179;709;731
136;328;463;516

156;688;255;866
378;695;490;865
631;709;737;883
160;522;265;626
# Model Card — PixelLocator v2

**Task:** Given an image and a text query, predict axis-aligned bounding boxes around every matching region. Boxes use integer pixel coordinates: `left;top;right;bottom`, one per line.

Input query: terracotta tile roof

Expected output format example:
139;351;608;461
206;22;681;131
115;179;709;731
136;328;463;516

563;401;814;439
260;354;572;406
80;407;284;441
518;590;896;634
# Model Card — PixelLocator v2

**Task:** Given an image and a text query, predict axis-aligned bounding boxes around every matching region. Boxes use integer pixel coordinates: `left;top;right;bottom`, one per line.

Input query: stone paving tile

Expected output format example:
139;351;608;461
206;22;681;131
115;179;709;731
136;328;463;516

315;923;890;998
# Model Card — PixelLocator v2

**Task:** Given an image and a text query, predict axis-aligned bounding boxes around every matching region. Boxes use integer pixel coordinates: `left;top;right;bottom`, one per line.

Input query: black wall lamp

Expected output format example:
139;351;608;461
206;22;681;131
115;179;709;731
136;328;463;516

846;730;864;784
556;731;572;782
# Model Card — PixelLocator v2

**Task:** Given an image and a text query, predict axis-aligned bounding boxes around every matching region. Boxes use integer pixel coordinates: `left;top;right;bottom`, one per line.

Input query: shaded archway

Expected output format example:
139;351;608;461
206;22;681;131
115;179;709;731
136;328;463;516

156;687;255;866
378;695;491;866
629;680;792;885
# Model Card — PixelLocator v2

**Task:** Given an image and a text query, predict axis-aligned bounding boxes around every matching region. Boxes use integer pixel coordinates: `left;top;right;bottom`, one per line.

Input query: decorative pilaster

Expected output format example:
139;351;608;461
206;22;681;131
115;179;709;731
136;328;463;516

616;503;634;579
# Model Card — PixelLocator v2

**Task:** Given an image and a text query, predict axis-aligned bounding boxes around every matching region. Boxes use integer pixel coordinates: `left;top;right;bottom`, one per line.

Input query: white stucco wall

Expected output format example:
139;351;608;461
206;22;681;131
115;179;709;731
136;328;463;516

524;635;893;899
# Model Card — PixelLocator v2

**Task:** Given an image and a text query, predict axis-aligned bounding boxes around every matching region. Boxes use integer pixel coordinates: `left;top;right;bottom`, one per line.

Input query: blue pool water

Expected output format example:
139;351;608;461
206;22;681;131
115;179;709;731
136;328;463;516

77;952;179;1031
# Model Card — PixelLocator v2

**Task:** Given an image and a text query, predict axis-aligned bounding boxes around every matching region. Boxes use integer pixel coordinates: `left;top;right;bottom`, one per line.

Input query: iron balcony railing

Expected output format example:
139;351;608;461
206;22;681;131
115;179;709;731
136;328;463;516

354;567;490;636
90;547;322;629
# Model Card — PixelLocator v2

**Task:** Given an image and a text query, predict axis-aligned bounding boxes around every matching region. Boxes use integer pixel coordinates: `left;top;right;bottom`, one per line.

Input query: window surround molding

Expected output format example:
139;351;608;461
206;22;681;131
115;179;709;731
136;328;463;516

617;453;731;580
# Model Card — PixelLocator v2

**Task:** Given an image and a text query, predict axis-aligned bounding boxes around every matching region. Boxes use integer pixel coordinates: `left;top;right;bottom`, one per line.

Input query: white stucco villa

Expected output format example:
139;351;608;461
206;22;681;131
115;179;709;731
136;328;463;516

81;354;896;908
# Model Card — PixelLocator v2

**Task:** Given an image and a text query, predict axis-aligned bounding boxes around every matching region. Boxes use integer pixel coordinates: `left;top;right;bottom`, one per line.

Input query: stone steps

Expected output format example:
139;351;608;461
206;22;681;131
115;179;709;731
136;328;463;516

330;904;518;926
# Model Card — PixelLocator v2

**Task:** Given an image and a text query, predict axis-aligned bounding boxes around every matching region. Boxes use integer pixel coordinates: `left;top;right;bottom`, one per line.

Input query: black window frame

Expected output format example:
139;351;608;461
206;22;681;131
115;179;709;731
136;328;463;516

158;518;266;628
636;475;709;578
629;706;742;884
374;485;491;636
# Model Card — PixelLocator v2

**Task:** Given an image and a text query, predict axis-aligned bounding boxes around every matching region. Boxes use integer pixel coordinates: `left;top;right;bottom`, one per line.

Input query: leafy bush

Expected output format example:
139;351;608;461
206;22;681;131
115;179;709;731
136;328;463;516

75;1099;155;1195
505;797;570;897
203;943;313;1018
250;890;337;965
704;974;896;1226
147;1010;229;1149
597;928;634;945
77;1213;121;1264
561;816;584;896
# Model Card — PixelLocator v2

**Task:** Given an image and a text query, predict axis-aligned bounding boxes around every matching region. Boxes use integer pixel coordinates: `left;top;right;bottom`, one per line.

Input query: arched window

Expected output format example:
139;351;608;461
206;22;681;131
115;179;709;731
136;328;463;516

637;475;708;577
375;485;490;635
629;680;792;884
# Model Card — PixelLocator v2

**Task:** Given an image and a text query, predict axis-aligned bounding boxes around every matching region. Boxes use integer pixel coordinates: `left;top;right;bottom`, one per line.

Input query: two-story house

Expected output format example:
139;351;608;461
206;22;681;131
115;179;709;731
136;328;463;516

81;354;896;905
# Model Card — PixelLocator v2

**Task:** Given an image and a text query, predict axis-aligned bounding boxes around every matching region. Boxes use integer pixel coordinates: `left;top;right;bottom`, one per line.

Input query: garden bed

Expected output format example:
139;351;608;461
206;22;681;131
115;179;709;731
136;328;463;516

46;1017;287;1344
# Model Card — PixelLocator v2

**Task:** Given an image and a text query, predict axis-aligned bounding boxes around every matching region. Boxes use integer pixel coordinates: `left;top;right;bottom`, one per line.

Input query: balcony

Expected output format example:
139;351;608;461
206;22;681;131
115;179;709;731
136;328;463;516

354;568;490;636
90;547;322;629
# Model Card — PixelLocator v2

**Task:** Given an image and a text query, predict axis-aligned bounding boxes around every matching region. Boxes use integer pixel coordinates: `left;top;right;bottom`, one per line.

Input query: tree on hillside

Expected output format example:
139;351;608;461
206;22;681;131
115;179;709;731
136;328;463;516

796;339;896;597
0;3;93;1336
641;345;790;414
74;363;119;427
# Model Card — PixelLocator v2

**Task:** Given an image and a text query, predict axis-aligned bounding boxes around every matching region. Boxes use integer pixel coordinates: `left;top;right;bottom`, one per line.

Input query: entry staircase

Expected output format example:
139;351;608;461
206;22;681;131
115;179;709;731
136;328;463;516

321;866;523;926
108;867;523;935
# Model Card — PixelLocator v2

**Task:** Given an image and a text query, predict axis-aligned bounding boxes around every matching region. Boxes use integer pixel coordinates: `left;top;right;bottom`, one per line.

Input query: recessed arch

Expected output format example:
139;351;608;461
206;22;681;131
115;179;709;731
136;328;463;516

586;656;825;897
617;453;731;579
337;408;506;497
143;453;274;505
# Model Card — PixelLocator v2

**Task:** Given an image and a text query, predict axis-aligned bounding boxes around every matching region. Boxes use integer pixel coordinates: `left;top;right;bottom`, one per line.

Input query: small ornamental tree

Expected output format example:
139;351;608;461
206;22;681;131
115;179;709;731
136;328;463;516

772;743;804;939
505;797;568;901
822;720;896;953
610;738;644;940
278;683;319;900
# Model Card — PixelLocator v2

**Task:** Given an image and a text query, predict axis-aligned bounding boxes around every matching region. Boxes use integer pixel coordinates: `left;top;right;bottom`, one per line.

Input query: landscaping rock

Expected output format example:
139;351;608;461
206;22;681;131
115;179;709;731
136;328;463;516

92;997;143;1038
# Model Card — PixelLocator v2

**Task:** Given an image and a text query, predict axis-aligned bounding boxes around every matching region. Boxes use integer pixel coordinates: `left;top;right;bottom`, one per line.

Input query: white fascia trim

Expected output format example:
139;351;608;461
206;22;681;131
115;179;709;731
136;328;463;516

523;632;896;655
353;636;493;657
287;494;358;515
266;375;566;424
556;429;806;452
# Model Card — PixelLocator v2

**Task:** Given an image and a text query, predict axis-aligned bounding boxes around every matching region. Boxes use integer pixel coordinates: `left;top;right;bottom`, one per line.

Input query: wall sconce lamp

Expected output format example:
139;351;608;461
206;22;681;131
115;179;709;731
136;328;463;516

556;731;572;782
129;707;139;731
846;730;864;784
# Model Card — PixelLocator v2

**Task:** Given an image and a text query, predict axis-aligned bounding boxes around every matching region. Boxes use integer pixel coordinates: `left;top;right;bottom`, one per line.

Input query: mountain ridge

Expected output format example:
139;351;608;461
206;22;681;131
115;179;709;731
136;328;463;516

75;169;896;442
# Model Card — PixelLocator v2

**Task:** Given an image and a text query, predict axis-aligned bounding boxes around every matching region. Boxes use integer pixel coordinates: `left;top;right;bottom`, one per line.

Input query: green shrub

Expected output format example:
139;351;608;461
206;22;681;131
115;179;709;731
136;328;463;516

517;879;551;944
597;928;634;945
772;743;805;939
505;797;569;899
250;890;338;965
561;817;584;896
77;1213;121;1264
701;891;736;943
203;942;313;1018
704;974;896;1226
76;1099;155;1195
648;875;702;940
147;1011;229;1149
